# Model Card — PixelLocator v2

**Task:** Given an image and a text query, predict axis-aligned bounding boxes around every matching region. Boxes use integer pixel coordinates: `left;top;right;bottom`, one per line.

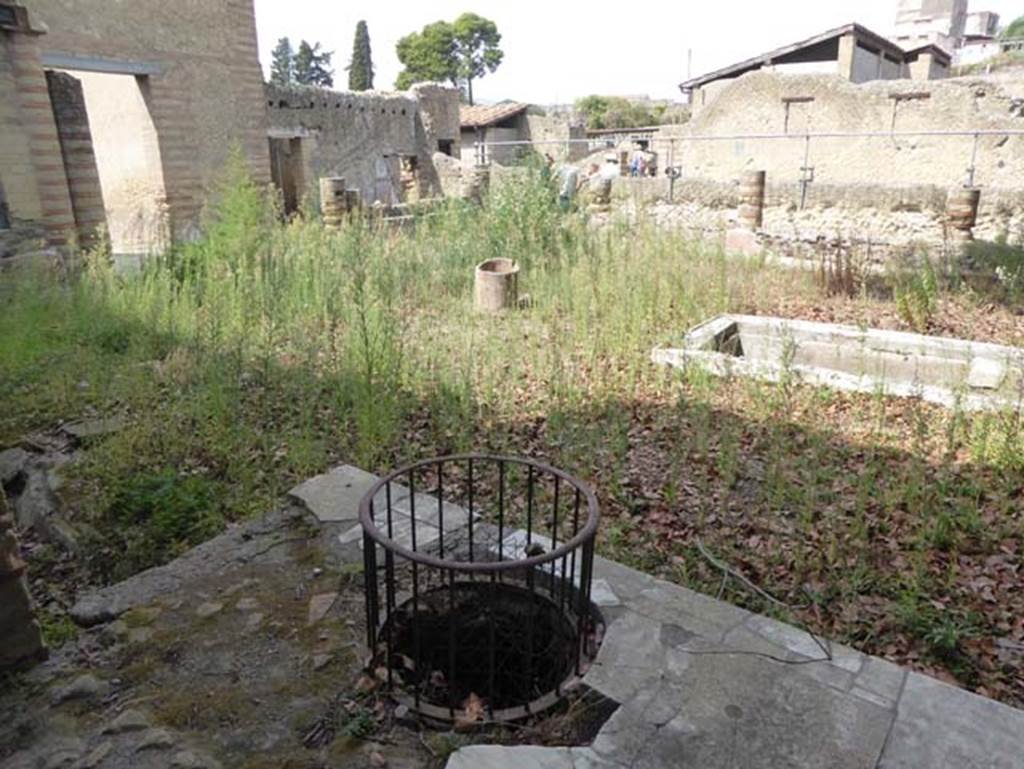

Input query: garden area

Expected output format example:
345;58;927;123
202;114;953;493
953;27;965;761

2;160;1023;709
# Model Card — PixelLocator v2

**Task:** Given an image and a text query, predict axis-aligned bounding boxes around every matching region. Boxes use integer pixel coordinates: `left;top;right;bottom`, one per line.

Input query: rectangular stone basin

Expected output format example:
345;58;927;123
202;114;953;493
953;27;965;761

652;314;1024;411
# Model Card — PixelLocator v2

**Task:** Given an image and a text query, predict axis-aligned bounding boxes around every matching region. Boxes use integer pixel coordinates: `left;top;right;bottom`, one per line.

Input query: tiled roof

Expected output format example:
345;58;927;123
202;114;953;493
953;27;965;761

460;102;529;129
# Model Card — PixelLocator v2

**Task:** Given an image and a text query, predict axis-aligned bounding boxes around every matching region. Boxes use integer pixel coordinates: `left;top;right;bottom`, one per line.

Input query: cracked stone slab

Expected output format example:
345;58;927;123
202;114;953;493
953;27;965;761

583;609;723;707
878;671;1024;769
445;745;619;769
60;416;127;441
744;614;865;674
590;579;620;607
721;624;857;695
591;556;657;602
338;512;440;551
625;580;751;641
288;465;379;523
853;656;907;705
389;490;462;521
591;652;892;769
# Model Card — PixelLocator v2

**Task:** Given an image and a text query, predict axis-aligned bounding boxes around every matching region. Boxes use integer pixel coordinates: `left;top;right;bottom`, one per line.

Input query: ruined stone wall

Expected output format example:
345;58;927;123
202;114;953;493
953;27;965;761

651;71;1024;236
44;71;105;249
29;0;270;243
524;113;588;163
668;71;1024;190
608;176;1024;246
0;489;44;669
410;83;462;157
265;83;462;205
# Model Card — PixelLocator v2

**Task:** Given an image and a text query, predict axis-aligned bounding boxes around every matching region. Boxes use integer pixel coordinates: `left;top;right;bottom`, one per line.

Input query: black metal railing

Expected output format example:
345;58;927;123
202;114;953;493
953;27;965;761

360;455;600;723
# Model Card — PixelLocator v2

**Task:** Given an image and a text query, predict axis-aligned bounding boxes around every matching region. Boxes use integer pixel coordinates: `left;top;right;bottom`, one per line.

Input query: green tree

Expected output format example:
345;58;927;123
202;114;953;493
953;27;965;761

294;40;334;88
573;95;682;129
270;37;294;86
348;20;374;91
575;95;610;129
451;13;503;106
1003;15;1024;39
395;14;504;103
395;21;457;91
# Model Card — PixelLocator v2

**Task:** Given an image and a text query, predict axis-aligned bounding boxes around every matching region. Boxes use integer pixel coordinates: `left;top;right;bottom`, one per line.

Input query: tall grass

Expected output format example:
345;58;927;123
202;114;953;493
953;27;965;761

2;160;1023;702
0;161;769;565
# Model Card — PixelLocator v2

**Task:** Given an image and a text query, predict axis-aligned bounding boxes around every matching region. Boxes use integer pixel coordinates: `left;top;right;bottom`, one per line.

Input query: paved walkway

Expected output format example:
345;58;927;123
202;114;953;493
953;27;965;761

5;464;1019;769
292;465;1024;769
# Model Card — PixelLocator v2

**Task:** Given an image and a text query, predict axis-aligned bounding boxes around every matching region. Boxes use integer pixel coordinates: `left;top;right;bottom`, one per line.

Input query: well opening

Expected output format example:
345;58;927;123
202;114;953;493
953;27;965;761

382;581;577;713
359;455;601;724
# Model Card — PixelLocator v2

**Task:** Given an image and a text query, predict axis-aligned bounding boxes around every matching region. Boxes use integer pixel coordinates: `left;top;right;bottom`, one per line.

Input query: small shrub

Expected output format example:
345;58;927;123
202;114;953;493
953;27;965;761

39;612;78;647
815;242;865;297
897;594;976;661
104;470;224;575
893;258;939;332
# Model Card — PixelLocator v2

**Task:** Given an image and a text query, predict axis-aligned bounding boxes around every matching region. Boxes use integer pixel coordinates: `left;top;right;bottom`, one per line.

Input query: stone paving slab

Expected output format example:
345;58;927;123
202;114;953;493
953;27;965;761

288;464;380;523
878;671;1024;769
282;465;1024;769
446;745;616;769
317;465;475;553
69;508;307;626
595;654;892;769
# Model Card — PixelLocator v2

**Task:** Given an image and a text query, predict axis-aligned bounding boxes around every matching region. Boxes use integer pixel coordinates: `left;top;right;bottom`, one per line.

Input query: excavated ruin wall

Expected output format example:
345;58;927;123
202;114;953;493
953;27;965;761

265;83;461;206
524;113;588;163
632;71;1024;244
611;177;1024;245
660;71;1024;191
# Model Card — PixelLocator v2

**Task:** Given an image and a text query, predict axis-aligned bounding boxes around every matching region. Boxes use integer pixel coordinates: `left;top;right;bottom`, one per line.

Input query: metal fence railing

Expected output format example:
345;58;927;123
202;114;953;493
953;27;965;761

473;128;1024;208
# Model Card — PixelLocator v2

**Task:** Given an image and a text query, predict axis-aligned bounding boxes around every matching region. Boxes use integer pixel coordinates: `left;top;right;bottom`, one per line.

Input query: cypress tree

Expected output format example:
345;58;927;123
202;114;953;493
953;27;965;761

348;21;374;91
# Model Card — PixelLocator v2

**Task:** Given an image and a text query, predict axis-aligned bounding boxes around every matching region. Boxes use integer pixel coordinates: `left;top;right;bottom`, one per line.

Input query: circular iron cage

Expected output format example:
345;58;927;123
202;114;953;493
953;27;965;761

359;455;601;724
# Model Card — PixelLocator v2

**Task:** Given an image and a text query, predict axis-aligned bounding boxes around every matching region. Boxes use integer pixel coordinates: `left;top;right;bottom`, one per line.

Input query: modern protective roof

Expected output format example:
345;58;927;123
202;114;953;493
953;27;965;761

679;23;908;92
460;102;530;129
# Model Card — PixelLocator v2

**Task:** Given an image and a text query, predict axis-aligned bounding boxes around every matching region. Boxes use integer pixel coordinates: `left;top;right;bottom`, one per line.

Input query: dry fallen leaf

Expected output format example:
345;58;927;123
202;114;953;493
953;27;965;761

455;692;485;729
356;674;379;693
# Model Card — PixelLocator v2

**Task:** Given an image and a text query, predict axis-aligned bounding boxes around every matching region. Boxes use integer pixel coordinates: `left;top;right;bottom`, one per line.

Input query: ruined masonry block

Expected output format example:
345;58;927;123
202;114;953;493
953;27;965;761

0;490;45;669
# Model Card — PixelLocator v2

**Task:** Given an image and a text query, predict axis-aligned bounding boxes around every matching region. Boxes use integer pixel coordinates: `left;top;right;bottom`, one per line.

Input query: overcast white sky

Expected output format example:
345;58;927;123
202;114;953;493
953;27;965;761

253;1;1023;104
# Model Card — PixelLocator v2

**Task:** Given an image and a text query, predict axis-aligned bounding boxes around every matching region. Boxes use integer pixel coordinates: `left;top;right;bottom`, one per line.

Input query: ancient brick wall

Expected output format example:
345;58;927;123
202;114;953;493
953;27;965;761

45;71;105;249
0;14;77;250
27;0;270;243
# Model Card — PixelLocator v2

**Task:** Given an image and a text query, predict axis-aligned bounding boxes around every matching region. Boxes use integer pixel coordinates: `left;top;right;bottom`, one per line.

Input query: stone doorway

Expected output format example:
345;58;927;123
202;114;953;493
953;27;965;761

48;69;169;261
268;136;306;216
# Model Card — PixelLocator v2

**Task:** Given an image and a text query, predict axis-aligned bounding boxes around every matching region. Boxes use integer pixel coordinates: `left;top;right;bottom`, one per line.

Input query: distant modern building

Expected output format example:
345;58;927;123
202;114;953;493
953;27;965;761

893;0;1006;65
893;0;969;52
680;23;951;111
